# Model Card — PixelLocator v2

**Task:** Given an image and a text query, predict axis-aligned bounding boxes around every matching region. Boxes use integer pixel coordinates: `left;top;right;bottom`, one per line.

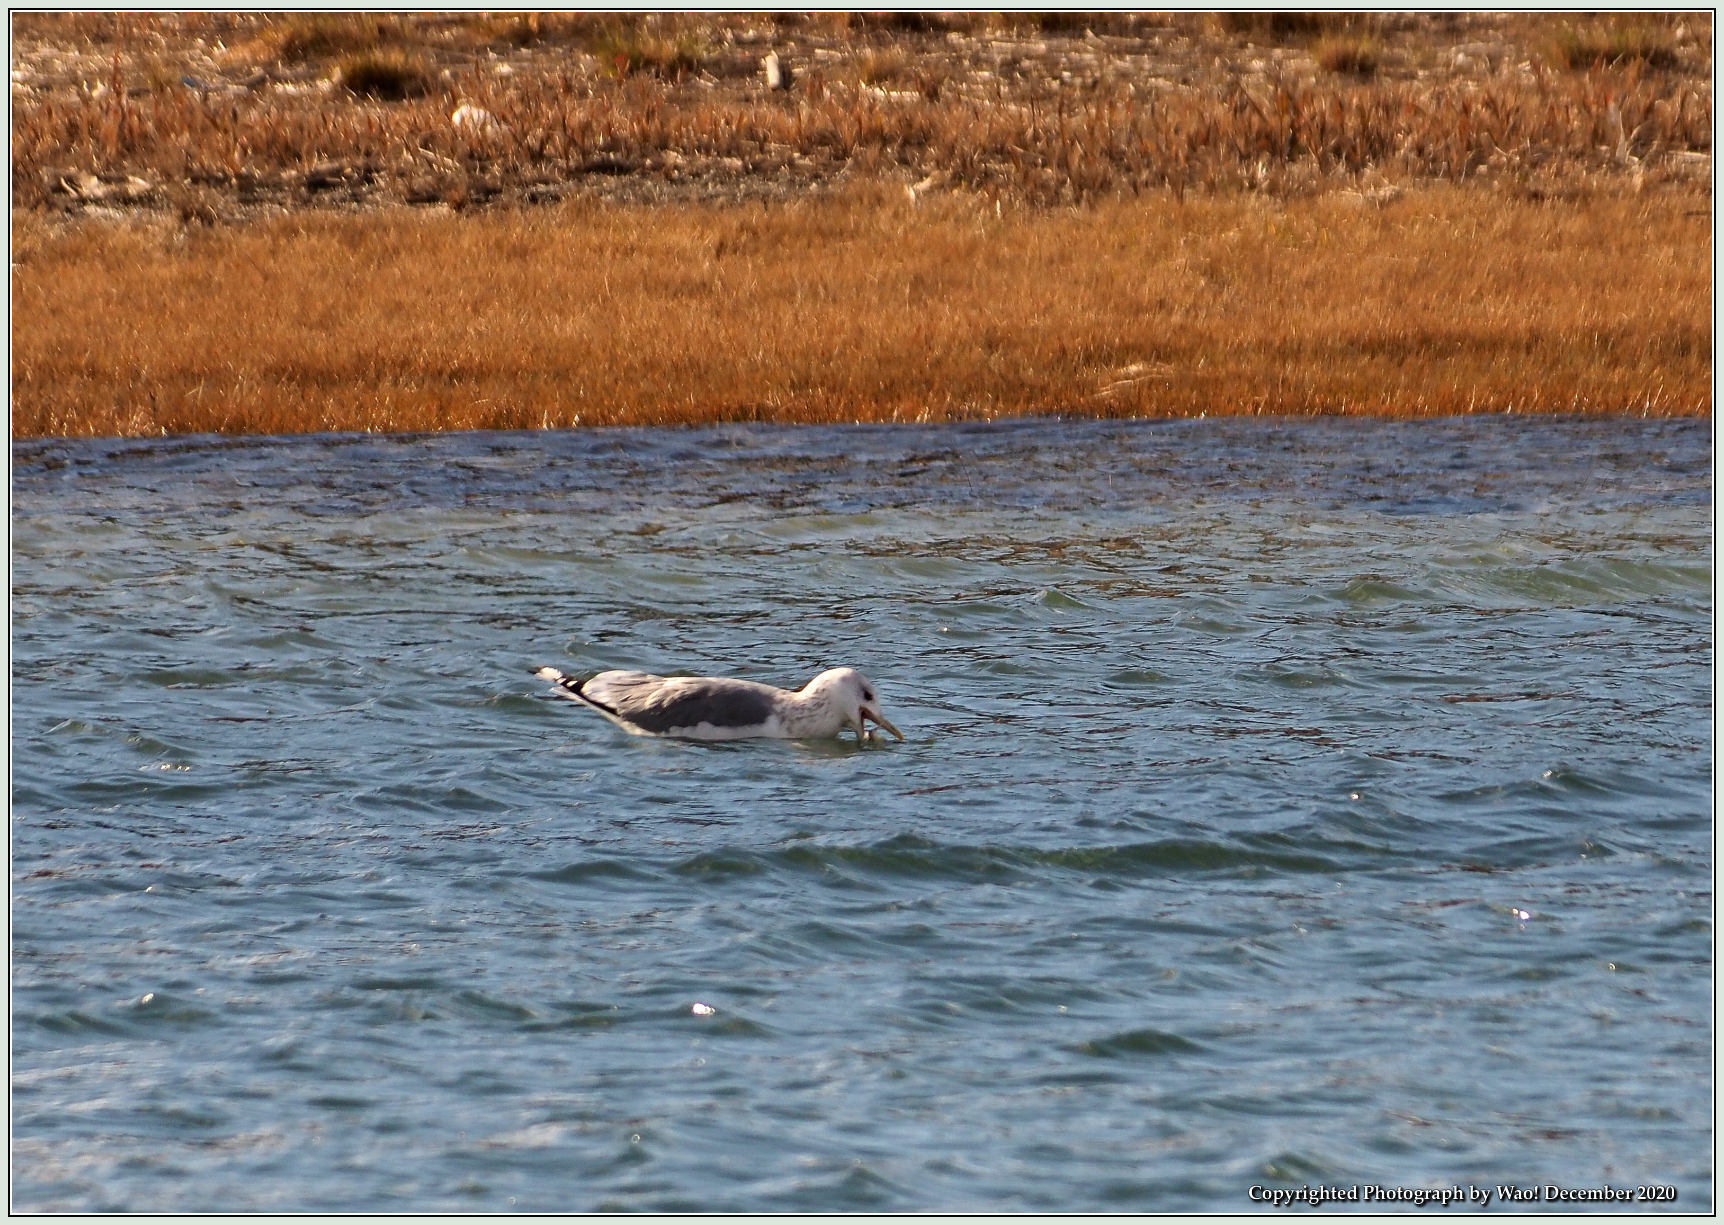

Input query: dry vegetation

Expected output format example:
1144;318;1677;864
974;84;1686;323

14;187;1708;437
12;11;1711;212
8;11;1713;437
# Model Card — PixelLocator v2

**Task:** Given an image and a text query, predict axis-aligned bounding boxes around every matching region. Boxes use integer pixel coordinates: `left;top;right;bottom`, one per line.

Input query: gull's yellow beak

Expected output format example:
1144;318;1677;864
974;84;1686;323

862;708;903;742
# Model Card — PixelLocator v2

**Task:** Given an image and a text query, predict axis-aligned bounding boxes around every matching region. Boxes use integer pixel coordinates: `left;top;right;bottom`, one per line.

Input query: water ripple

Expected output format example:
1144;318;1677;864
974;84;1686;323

11;416;1711;1212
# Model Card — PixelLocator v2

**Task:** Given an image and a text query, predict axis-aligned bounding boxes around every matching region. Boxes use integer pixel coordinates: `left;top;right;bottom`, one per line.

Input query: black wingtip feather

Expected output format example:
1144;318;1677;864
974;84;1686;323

537;667;626;720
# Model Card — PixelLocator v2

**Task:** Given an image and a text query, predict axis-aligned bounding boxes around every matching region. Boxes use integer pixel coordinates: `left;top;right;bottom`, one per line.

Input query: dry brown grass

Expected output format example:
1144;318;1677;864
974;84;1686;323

12;185;1709;439
1314;35;1381;78
252;13;406;65
9;14;1710;438
1546;18;1683;72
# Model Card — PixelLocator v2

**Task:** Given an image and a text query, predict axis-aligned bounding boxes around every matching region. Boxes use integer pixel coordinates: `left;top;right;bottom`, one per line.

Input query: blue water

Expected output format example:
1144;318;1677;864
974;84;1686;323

11;416;1712;1212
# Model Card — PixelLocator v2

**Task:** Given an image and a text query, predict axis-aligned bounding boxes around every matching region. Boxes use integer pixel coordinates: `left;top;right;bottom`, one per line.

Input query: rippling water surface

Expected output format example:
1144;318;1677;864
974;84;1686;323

12;416;1712;1212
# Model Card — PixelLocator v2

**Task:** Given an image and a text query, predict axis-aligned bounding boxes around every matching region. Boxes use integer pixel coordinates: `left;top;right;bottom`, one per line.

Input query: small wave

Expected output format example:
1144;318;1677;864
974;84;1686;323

1034;587;1091;611
521;1000;625;1032
671;833;1354;886
1438;557;1712;606
531;858;659;886
1332;577;1433;605
1103;668;1174;688
1071;1026;1205;1057
24;1008;130;1036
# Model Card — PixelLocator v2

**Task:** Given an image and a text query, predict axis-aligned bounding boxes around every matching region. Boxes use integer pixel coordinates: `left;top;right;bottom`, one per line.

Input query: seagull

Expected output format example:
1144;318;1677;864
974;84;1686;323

534;665;903;743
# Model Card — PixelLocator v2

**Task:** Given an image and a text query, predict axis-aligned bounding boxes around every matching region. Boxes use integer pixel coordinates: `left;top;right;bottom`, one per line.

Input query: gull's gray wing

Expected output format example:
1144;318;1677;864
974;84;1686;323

581;673;780;735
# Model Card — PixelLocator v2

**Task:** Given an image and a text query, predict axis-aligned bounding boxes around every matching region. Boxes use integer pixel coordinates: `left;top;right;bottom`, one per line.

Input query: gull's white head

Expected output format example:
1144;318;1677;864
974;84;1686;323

805;667;903;742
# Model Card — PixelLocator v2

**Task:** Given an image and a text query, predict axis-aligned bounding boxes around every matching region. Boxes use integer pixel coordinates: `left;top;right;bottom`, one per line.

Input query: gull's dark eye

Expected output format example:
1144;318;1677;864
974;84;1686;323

862;689;874;702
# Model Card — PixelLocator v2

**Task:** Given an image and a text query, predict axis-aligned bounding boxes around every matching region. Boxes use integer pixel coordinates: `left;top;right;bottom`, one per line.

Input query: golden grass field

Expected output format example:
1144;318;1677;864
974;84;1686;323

9;12;1713;436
